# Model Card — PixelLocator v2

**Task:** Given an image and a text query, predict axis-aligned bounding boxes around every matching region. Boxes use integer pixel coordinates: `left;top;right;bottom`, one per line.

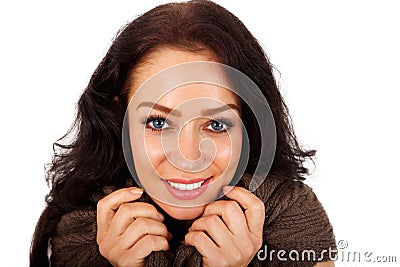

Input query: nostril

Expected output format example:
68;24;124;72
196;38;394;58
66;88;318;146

178;142;202;161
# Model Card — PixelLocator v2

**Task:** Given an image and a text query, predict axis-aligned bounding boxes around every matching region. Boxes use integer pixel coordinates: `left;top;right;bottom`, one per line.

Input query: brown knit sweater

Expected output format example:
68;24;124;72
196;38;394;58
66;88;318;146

50;174;336;266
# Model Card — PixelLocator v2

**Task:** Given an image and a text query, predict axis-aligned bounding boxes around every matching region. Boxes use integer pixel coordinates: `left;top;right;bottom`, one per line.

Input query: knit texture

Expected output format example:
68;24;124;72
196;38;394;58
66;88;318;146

50;174;336;266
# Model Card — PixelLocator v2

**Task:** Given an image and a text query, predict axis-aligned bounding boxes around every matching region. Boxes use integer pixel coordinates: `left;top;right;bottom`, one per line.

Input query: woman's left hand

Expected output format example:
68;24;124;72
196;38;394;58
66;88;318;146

185;186;265;267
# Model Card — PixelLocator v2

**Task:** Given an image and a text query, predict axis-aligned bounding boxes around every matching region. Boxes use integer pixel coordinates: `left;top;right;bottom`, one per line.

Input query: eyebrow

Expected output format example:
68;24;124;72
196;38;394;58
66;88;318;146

136;101;240;116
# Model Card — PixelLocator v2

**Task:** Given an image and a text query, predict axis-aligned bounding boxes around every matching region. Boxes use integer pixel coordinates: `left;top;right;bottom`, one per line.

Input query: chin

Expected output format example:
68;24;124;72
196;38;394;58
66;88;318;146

153;198;206;220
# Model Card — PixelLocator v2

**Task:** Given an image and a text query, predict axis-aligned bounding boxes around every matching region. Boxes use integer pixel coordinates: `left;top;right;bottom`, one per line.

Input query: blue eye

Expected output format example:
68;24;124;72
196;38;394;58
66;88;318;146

210;120;224;131
144;116;233;133
151;118;165;129
145;115;170;131
207;118;233;133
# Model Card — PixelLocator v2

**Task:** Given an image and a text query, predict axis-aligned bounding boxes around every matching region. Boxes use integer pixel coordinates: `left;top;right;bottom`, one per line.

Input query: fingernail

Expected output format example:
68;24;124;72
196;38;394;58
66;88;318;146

158;212;165;221
223;185;234;193
130;188;143;195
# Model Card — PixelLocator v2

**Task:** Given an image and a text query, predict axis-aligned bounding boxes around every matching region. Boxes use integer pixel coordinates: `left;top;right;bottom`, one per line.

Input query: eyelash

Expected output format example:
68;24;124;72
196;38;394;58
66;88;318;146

142;115;171;132
142;114;234;134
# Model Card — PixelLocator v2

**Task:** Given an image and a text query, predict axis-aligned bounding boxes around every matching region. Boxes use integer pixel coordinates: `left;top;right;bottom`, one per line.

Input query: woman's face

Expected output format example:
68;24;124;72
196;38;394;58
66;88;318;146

127;47;242;220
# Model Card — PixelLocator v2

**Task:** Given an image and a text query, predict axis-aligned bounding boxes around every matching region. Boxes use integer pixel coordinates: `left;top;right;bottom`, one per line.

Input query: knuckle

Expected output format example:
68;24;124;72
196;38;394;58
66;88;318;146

244;243;255;258
185;231;194;244
242;237;260;258
99;242;117;259
189;220;199;231
98;243;106;257
186;231;196;242
254;200;265;211
96;198;105;212
118;257;130;267
160;237;169;249
232;247;243;262
145;235;158;247
142;203;159;214
255;237;263;249
97;238;106;254
96;232;102;244
198;232;208;243
191;220;200;229
184;233;191;244
225;200;240;212
98;237;113;258
108;246;117;260
206;214;220;226
219;256;230;267
191;231;205;243
118;203;130;213
160;223;169;235
133;217;147;232
204;202;216;212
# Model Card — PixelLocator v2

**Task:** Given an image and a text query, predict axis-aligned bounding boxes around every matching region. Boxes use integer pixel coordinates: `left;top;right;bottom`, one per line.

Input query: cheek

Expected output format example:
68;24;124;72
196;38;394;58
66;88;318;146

214;140;232;168
130;133;166;172
145;135;165;165
213;130;242;171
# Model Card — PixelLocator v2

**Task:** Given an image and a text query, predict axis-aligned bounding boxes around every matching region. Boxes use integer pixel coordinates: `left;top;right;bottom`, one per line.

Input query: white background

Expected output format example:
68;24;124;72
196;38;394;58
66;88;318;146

1;1;399;266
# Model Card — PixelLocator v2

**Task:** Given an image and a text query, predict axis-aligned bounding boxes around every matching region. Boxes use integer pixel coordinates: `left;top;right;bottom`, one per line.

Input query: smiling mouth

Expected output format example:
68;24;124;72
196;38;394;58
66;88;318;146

165;176;212;191
167;180;205;191
160;176;213;200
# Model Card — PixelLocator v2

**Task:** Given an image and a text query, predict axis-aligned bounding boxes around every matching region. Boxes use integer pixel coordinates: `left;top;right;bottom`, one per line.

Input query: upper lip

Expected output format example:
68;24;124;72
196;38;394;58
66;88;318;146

164;176;212;184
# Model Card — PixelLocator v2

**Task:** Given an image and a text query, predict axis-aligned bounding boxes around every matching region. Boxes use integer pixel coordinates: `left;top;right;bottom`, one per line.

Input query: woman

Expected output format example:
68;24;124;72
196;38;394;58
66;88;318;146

30;1;336;266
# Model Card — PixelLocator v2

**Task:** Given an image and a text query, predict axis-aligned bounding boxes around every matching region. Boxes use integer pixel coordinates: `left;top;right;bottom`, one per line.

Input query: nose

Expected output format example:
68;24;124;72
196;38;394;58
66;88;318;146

163;120;216;172
178;122;202;161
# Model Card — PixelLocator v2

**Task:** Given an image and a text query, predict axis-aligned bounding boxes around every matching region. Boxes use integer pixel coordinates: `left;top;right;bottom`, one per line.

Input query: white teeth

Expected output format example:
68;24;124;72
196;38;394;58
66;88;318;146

167;181;205;190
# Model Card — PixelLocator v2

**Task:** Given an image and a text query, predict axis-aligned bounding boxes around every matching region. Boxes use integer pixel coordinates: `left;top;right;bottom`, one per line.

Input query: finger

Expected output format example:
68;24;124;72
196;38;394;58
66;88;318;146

185;230;218;257
129;235;170;259
189;215;232;247
118;218;172;248
108;202;164;235
222;186;265;237
202;200;247;236
96;187;143;241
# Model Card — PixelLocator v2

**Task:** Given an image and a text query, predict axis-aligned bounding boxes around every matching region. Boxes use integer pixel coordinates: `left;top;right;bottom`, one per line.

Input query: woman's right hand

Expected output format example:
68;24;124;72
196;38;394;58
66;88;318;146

96;187;172;267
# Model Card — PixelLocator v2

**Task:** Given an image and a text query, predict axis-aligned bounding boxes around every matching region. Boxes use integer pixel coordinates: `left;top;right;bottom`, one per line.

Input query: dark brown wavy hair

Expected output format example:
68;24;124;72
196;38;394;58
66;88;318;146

30;0;315;266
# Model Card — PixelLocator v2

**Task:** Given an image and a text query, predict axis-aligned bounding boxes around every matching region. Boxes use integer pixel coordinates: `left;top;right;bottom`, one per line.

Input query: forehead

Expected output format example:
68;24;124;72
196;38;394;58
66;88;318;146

129;46;219;91
157;84;238;108
127;46;240;108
